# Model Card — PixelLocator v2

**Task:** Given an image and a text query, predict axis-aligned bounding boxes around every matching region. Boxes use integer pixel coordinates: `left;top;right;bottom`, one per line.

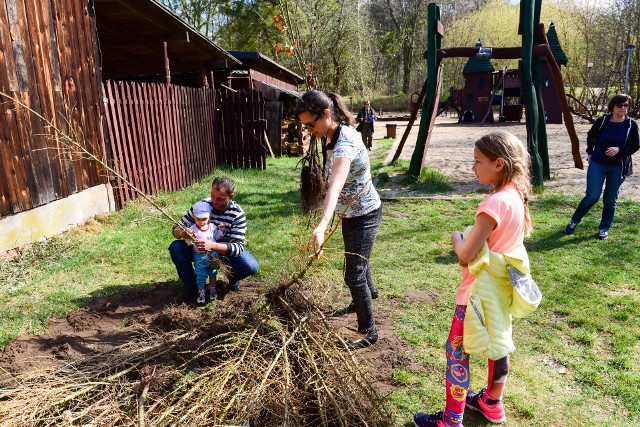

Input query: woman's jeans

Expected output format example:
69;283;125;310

341;205;383;333
169;239;259;293
571;160;625;230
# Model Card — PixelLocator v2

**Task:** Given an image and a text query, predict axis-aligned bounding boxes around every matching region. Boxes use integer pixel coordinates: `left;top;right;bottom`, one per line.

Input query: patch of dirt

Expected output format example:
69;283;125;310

0;280;420;397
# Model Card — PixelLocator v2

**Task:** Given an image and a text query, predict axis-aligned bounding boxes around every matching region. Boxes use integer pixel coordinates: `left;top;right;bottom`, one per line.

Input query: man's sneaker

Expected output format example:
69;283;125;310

565;221;578;234
197;288;206;304
208;285;218;301
597;229;608;240
465;388;505;423
413;411;447;427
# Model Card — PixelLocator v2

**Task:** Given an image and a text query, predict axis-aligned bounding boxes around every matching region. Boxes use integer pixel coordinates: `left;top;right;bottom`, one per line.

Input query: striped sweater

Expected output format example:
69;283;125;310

178;198;247;256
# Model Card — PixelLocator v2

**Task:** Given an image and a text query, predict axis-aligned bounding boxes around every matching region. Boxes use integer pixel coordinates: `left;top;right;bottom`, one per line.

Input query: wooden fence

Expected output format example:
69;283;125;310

102;80;217;207
102;81;268;208
215;88;267;169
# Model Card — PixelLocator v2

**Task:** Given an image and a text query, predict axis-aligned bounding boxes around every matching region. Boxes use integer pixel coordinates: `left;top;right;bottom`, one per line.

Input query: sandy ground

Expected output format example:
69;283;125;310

372;115;640;201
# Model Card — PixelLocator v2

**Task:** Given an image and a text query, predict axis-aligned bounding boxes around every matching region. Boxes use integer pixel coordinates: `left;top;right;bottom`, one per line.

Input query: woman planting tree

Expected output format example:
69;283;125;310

295;90;382;349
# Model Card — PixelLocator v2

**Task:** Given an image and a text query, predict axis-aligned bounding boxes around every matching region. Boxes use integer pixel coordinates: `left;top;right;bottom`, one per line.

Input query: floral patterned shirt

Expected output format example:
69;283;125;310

325;124;381;218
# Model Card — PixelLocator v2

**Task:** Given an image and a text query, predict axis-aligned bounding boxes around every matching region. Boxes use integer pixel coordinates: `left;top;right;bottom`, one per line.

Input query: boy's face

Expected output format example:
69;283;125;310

195;216;209;227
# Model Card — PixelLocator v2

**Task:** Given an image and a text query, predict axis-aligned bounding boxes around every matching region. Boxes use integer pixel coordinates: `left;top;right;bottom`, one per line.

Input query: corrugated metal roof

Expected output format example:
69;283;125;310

95;0;240;79
228;51;305;84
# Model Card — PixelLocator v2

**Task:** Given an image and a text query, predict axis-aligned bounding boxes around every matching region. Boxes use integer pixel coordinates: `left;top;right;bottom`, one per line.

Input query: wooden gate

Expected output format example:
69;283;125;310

265;101;283;156
215;88;267;169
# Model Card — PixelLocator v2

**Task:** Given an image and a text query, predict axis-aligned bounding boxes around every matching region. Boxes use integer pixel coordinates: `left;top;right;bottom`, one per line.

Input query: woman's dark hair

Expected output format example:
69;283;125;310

607;94;632;112
294;90;356;126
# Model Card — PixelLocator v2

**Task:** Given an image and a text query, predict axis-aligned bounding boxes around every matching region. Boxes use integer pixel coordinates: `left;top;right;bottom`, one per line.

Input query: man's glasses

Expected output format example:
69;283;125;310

615;103;630;108
303;115;322;128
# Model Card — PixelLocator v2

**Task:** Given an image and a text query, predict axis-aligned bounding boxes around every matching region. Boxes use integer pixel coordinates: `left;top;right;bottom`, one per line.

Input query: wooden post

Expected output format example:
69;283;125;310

409;3;442;179
162;41;171;85
520;0;544;186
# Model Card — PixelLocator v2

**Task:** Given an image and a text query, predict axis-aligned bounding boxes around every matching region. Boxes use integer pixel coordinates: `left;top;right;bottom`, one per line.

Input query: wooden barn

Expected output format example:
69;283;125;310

224;51;304;157
539;22;568;124
0;0;108;253
460;40;495;123
0;0;277;253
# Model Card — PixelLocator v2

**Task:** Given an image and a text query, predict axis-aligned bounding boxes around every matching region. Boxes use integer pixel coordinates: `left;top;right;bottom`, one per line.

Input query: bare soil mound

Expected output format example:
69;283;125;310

1;280;419;395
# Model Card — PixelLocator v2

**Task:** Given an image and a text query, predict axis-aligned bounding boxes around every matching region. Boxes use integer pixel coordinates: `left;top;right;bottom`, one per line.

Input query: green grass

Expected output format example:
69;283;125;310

1;150;639;426
378;158;454;193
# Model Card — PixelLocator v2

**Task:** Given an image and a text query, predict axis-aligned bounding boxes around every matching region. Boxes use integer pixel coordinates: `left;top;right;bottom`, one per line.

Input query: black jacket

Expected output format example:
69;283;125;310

586;114;640;177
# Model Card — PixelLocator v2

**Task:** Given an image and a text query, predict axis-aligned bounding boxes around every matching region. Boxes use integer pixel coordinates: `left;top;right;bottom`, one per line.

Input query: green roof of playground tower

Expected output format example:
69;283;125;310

462;40;495;74
546;22;568;65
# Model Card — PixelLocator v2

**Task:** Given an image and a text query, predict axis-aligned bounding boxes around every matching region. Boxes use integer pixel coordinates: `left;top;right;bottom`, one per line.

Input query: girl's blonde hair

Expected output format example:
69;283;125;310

475;131;533;234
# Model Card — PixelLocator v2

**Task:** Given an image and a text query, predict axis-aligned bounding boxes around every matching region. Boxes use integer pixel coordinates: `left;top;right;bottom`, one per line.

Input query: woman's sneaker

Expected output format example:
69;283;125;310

597;229;608;240
565;221;578;234
197;288;206;304
465;388;505;423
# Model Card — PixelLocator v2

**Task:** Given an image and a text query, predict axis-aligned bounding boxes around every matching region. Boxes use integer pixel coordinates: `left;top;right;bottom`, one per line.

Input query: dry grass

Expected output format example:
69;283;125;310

0;277;393;426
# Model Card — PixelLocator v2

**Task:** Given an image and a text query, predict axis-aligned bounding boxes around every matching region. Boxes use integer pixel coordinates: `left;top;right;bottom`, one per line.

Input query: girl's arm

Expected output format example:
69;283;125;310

311;157;351;256
451;213;496;265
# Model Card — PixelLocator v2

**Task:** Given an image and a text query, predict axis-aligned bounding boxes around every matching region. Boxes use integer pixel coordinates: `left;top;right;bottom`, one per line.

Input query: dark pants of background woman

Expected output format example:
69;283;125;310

571;160;625;230
341;205;382;333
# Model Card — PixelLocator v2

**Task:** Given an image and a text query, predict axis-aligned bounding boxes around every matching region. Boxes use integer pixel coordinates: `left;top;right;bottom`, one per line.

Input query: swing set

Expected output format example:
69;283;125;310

397;1;583;186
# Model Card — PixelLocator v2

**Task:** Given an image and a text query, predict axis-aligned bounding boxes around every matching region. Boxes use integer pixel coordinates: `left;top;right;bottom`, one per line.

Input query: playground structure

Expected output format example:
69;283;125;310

402;1;582;186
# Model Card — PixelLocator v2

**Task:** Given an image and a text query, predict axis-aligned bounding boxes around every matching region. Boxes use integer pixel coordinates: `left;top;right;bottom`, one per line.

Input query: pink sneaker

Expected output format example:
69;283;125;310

465;388;505;423
413;411;463;427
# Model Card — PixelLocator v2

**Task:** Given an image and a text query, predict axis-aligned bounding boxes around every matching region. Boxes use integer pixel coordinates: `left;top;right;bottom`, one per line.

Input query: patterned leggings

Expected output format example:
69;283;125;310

443;305;509;426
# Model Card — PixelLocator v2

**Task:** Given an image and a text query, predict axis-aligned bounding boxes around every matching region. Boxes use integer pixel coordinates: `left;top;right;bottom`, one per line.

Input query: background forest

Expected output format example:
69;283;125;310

160;0;640;113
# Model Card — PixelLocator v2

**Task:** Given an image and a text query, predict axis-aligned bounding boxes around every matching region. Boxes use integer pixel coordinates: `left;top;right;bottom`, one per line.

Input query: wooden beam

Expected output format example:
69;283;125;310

162;41;170;84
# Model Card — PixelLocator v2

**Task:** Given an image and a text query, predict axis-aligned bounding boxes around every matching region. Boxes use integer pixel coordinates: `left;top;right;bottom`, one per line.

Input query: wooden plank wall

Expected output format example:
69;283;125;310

101;80;218;207
215;88;267;169
0;0;104;218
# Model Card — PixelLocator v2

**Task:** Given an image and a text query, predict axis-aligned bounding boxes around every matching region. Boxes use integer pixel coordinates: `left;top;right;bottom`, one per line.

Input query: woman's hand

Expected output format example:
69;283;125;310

310;228;325;259
605;147;621;157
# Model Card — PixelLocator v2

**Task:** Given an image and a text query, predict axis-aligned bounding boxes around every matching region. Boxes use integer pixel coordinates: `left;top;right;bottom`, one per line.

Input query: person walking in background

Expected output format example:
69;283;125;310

414;131;534;427
295;90;382;349
565;94;639;240
186;201;225;303
356;100;376;150
169;176;259;299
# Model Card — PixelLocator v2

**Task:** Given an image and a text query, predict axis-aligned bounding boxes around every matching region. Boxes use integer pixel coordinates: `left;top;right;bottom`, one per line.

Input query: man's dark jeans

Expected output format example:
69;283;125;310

168;239;259;294
341;205;382;333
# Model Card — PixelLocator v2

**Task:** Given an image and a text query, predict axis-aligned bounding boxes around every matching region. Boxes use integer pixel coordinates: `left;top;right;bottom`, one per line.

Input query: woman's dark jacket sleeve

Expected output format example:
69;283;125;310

621;119;640;157
585;116;605;155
